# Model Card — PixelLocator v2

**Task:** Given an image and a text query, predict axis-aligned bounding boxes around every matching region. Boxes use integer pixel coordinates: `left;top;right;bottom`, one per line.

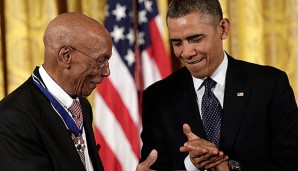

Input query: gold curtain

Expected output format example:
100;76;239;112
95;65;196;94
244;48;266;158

1;0;298;101
3;0;58;94
0;11;3;98
67;0;106;23
221;0;298;98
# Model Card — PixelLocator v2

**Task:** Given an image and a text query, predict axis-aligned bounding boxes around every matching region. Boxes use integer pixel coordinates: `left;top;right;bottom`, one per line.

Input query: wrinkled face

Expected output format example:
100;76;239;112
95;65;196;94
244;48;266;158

69;34;112;96
167;12;227;78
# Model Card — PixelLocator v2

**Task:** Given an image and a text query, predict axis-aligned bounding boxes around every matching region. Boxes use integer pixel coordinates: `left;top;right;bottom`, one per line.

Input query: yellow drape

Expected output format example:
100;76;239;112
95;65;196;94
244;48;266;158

157;1;171;53
0;14;3;97
4;0;58;94
67;0;106;23
221;0;298;98
1;0;298;101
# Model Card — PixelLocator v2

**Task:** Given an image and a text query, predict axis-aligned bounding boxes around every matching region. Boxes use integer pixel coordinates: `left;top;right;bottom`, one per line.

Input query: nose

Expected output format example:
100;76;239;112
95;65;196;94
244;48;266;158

180;43;196;59
100;66;110;77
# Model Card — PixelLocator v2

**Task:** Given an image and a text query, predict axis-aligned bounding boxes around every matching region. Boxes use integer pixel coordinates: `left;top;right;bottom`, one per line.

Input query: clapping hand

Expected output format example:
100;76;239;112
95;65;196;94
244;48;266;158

180;124;229;170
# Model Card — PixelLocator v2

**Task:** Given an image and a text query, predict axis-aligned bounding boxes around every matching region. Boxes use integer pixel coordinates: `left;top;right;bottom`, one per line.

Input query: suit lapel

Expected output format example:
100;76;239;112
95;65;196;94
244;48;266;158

80;98;104;171
173;68;207;139
220;56;251;154
30;78;85;170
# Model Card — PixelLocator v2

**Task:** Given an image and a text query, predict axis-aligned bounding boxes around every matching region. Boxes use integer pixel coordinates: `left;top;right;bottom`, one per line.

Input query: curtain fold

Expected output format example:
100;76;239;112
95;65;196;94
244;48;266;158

4;0;58;94
221;0;298;100
67;0;106;23
0;0;5;98
0;35;4;98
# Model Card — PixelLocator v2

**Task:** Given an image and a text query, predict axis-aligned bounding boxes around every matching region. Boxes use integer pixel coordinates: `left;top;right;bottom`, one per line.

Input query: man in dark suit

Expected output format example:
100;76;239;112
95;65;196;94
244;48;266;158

139;0;298;170
0;12;112;171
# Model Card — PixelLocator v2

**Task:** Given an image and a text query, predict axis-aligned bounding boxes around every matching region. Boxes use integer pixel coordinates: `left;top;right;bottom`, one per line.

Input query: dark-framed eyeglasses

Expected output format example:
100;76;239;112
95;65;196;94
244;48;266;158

66;45;109;69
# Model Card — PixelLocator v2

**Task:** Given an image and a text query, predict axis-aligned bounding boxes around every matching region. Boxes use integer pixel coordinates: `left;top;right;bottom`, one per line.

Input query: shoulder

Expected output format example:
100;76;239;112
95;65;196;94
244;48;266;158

0;77;36;110
228;56;287;80
144;67;191;93
0;78;41;136
142;67;193;102
142;67;195;108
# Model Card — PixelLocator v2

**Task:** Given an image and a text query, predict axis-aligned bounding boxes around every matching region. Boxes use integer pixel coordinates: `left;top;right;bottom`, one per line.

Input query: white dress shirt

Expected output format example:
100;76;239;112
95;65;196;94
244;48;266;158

39;65;94;171
184;52;228;171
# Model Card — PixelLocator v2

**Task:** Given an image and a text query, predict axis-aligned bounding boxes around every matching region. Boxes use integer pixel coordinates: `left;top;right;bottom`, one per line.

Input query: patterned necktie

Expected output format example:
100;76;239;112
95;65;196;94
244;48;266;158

69;100;86;167
201;77;222;147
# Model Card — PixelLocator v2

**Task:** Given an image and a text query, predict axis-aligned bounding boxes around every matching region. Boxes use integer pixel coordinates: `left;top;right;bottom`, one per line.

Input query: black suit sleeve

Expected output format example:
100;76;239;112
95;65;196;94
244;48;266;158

264;71;298;170
140;88;173;170
0;109;53;171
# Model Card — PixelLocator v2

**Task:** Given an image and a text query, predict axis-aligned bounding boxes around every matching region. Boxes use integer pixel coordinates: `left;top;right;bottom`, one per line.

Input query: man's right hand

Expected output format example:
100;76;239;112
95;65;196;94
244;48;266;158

136;149;158;171
180;124;229;170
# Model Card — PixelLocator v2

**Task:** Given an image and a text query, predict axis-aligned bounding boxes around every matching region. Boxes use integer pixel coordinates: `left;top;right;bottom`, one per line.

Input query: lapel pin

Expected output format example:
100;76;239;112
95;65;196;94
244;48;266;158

237;92;244;96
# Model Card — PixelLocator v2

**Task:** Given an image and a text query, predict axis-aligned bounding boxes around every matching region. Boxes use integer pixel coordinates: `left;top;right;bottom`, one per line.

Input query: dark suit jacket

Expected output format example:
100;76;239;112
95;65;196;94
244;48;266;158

140;55;298;171
0;76;104;171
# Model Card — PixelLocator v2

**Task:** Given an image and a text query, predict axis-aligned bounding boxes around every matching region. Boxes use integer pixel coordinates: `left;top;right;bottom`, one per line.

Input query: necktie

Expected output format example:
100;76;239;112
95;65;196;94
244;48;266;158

201;77;222;147
69;100;86;167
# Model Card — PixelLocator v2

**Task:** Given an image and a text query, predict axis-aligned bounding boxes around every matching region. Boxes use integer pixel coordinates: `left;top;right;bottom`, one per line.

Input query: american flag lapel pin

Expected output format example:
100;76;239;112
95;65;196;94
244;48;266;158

237;92;244;96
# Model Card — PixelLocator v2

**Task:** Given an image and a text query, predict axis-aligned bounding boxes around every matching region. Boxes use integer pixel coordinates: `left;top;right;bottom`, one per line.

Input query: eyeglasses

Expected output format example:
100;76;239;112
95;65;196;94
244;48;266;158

66;45;109;69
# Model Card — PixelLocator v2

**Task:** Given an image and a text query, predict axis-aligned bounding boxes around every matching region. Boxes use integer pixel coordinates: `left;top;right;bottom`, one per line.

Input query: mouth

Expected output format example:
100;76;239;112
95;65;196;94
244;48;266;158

187;57;205;65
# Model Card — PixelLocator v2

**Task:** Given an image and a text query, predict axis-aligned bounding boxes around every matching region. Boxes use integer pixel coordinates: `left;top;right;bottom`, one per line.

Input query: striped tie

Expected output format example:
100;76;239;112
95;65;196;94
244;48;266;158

69;100;85;167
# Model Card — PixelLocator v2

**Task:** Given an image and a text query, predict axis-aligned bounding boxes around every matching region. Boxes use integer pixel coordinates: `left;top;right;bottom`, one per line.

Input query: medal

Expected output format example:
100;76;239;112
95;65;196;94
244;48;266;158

74;136;86;153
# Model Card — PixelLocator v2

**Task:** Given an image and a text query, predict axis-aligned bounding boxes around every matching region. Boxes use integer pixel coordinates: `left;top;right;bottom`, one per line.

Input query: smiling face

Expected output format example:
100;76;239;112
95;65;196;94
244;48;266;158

167;12;229;78
43;12;113;97
68;31;112;97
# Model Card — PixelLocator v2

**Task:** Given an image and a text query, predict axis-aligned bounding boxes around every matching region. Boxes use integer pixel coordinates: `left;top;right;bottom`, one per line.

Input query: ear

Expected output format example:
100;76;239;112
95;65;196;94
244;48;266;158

219;18;230;40
57;46;72;67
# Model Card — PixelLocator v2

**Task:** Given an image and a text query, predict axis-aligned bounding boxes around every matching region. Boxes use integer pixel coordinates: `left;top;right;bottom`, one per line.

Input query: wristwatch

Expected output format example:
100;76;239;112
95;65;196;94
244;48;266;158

227;160;241;171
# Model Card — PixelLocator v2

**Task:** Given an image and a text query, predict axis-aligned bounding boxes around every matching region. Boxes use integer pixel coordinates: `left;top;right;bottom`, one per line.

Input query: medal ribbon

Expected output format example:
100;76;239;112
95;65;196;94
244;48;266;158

32;70;83;136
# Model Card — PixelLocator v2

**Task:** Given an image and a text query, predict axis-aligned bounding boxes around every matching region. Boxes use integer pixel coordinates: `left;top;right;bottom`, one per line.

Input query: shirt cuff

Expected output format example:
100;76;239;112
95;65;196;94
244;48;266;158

184;154;200;171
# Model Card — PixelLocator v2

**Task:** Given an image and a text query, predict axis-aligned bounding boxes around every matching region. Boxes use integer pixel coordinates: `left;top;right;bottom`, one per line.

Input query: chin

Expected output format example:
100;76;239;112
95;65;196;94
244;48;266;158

84;88;96;97
191;71;208;78
82;92;92;97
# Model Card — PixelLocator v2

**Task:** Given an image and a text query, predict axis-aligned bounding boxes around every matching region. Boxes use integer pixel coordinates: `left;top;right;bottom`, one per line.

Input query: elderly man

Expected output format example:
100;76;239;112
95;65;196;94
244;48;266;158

0;12;112;171
139;0;298;171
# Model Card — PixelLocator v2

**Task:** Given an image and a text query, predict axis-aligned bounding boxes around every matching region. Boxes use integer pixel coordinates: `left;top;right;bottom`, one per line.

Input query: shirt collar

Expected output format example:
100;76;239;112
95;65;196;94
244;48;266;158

39;65;75;109
193;52;228;91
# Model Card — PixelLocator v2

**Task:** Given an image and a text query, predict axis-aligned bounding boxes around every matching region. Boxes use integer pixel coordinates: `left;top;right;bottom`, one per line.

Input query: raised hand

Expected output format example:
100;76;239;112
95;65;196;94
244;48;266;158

180;124;228;170
136;149;158;171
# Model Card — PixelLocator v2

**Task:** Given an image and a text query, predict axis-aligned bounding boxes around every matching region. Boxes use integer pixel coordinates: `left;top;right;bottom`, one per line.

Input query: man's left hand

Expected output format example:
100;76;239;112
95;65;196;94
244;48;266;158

136;149;158;171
